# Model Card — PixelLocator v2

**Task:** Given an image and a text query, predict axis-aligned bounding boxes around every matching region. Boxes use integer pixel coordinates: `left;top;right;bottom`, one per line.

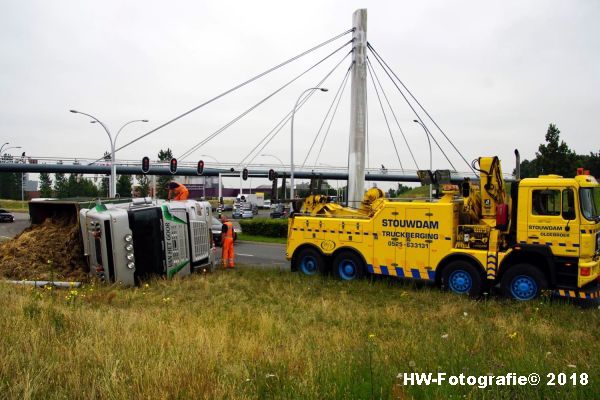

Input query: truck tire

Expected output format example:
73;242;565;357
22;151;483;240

294;248;325;276
441;260;484;297
332;251;365;281
501;263;547;301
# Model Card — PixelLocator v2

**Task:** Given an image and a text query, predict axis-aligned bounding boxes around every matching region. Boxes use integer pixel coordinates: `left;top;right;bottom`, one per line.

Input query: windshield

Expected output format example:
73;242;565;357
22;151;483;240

580;188;600;221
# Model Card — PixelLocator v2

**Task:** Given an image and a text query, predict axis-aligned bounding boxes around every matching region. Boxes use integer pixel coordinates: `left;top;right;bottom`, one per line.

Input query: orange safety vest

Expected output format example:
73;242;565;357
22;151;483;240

223;221;234;240
172;184;189;200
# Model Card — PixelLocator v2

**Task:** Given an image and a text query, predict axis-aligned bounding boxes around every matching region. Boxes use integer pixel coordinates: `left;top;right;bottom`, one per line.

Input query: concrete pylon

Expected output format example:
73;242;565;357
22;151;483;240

347;9;367;206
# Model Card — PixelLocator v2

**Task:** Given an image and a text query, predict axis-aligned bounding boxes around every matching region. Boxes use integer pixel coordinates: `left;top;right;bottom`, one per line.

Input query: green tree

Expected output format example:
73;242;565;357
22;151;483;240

0;154;21;199
100;177;109;198
66;174;81;197
80;177;100;197
54;171;68;198
517;124;579;178
582;150;600;179
117;175;133;198
39;172;53;197
156;148;173;199
136;174;150;197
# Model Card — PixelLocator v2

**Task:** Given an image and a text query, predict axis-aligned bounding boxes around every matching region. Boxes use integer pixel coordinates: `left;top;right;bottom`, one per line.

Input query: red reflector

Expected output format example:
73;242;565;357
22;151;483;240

581;267;591;277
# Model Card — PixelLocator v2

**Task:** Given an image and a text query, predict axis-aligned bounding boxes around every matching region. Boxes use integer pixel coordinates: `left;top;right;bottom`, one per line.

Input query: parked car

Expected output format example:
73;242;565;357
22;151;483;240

232;207;243;219
241;207;254;219
270;204;288;219
211;217;240;246
0;209;14;223
249;202;258;215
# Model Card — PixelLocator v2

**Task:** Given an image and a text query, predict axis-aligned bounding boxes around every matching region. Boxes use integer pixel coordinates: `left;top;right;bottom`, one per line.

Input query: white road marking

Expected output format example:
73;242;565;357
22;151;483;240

237;253;254;257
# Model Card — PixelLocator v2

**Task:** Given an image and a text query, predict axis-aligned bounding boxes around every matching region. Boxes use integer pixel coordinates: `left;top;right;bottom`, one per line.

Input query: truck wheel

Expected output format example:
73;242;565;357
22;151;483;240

441;261;484;297
294;248;325;276
501;263;547;301
332;251;364;281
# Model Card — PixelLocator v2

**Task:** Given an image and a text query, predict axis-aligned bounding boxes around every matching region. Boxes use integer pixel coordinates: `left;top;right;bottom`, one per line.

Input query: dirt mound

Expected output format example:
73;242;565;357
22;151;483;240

0;217;88;281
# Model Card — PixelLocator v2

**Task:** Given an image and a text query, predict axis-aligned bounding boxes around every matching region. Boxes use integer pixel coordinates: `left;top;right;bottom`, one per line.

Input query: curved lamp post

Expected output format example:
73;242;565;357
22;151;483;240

70;110;148;197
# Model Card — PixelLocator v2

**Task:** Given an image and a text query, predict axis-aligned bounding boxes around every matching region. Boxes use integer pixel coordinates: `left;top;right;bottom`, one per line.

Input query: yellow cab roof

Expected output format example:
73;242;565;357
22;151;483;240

520;174;599;188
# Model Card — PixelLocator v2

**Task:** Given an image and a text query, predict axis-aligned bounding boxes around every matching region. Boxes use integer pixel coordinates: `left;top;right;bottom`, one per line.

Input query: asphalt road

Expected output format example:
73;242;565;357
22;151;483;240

217;241;288;270
0;212;30;241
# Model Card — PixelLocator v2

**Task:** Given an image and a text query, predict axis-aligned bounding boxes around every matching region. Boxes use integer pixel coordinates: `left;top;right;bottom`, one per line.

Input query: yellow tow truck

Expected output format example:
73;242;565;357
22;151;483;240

286;156;600;301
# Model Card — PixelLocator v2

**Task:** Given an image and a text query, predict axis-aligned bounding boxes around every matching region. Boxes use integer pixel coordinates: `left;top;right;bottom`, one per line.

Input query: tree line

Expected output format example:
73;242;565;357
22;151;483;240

0;149;173;200
518;123;599;178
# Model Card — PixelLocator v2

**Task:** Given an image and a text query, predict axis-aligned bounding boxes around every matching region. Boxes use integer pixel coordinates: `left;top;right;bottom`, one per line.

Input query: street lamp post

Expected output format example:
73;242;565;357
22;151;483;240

70;110;148;197
1;146;21;155
290;87;328;202
0;142;9;154
0;146;22;164
413;120;433;200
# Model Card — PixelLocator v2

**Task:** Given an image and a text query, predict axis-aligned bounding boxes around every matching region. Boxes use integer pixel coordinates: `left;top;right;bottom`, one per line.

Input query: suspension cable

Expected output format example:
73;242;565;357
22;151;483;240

312;62;352;168
179;41;352;161
366;60;404;172
367;43;457;171
88;29;354;164
301;63;352;168
368;42;477;175
239;50;353;167
366;57;419;170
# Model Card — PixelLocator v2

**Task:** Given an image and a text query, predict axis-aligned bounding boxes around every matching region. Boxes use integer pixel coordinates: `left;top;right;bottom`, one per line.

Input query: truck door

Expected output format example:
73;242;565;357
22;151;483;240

372;206;401;275
527;188;580;257
403;208;433;280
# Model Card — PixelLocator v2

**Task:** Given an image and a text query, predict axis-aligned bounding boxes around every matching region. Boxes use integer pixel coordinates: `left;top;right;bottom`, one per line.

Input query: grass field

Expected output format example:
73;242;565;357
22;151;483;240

0;199;28;212
0;268;598;399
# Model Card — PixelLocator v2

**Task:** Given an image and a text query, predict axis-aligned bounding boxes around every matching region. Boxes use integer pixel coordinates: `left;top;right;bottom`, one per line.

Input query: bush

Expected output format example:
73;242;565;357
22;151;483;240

239;218;288;238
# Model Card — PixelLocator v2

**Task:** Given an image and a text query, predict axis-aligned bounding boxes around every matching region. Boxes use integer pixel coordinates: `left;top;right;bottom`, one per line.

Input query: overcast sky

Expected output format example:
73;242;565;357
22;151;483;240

1;0;599;182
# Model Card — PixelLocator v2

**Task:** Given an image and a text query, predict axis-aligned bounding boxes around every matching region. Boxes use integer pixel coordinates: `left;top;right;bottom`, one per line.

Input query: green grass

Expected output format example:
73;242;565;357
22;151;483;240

396;185;431;199
0;199;28;212
237;233;287;244
0;269;598;399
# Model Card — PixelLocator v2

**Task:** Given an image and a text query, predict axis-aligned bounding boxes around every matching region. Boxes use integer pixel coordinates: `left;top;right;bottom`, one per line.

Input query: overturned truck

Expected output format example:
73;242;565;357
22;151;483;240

28;198;215;285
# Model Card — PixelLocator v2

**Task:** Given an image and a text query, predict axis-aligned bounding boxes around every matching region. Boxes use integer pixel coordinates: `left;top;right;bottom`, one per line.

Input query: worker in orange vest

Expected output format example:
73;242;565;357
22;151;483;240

167;181;189;200
220;215;235;269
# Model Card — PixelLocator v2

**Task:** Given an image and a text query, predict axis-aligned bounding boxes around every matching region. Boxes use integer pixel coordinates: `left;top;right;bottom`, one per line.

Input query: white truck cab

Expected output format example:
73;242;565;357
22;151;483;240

80;198;214;286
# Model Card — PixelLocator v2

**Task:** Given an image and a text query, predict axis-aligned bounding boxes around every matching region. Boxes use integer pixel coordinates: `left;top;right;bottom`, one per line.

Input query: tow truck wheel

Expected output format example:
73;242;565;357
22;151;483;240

501;263;547;301
294;248;325;276
441;260;484;297
332;251;365;281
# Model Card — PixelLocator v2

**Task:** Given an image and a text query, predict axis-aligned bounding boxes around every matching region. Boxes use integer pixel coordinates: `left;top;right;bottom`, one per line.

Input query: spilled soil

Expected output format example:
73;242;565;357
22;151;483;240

0;217;88;281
